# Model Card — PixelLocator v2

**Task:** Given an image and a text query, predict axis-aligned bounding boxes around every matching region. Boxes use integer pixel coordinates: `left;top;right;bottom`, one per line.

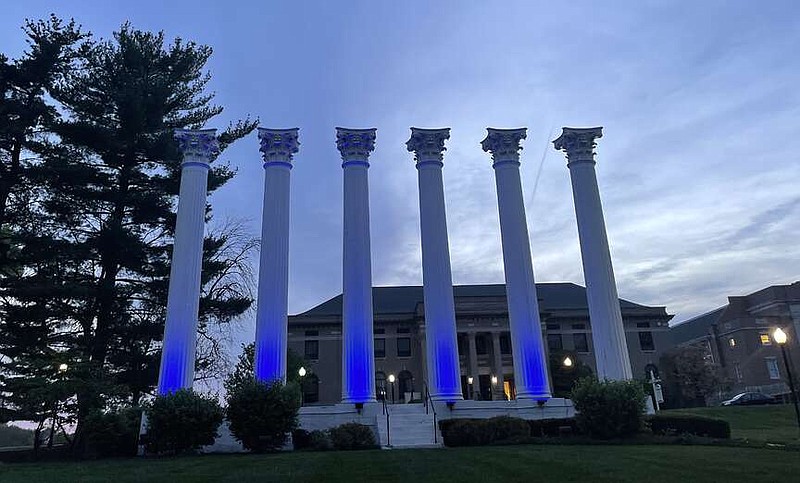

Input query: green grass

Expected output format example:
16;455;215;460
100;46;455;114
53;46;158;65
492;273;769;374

664;404;800;442
1;445;799;483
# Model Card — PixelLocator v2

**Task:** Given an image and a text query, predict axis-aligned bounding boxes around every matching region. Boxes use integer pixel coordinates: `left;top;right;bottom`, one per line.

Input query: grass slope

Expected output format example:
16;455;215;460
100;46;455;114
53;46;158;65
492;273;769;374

1;445;798;483
664;404;800;442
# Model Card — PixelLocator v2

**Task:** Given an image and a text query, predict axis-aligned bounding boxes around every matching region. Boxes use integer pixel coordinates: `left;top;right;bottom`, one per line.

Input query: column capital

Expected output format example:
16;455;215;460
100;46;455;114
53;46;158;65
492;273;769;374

175;128;218;165
258;128;300;165
552;127;603;165
336;127;376;164
481;127;527;165
406;127;451;165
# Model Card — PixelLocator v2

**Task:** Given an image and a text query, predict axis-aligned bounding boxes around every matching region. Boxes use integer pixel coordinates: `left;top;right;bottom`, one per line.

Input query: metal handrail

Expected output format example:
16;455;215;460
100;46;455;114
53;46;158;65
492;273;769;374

424;382;438;444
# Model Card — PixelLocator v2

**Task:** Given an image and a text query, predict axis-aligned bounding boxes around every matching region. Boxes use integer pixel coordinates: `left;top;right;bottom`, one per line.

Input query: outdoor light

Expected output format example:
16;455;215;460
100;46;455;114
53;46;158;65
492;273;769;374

298;366;307;377
563;356;573;368
388;374;395;383
491;375;498;385
58;363;68;373
467;376;474;385
774;327;788;345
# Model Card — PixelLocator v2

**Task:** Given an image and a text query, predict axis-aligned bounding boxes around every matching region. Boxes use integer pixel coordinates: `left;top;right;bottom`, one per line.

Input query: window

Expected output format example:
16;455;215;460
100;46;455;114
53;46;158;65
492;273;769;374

760;333;772;346
304;340;319;360
397;327;410;334
636;322;650;328
374;338;386;358
571;323;586;330
302;374;319;403
397;337;411;357
638;331;655;351
733;362;742;382
305;330;319;337
547;333;563;351
546;323;560;331
500;333;512;355
476;335;489;355
375;372;387;400
573;333;589;353
728;337;736;348
766;357;781;380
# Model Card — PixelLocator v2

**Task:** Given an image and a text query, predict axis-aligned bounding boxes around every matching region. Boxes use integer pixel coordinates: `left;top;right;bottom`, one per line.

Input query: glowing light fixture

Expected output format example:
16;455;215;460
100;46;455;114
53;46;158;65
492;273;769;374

491;375;498;385
467;376;474;385
563;356;573;368
774;328;788;345
58;363;68;373
298;366;307;377
388;374;395;383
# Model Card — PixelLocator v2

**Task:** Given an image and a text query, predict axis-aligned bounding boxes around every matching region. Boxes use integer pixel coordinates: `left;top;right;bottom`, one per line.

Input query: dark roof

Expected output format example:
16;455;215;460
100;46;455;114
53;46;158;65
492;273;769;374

292;282;662;318
669;307;725;345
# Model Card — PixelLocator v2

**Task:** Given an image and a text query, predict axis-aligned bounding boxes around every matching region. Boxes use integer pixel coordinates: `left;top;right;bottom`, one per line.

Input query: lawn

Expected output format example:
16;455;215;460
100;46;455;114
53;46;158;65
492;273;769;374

1;445;799;483
664;404;800;442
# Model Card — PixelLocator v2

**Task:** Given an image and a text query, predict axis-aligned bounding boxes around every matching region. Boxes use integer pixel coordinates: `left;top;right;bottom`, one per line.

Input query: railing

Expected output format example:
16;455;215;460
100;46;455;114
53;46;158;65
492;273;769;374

381;392;391;447
424;382;438;444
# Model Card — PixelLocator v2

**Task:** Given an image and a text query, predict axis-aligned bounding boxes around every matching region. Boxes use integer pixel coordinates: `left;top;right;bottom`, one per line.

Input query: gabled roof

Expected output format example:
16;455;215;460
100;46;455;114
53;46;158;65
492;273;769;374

669;306;725;345
292;282;663;318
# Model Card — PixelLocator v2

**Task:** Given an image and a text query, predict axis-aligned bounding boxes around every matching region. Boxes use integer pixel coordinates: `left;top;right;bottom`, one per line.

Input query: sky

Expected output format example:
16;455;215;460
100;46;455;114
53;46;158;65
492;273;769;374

3;1;799;338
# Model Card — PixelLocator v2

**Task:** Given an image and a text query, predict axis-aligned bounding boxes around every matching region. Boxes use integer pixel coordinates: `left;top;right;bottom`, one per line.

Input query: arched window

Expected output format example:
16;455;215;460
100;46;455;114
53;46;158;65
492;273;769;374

375;371;387;400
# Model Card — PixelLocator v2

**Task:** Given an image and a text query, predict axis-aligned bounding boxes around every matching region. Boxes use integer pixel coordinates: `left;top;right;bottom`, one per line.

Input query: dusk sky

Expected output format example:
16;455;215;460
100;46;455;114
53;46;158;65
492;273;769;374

4;1;799;336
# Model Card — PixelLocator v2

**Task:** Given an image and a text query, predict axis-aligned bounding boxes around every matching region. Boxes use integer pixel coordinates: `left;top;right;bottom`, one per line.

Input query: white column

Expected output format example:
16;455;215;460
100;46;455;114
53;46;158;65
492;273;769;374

406;128;463;402
254;128;299;383
158;129;218;394
336;128;377;403
481;128;551;400
553;127;632;380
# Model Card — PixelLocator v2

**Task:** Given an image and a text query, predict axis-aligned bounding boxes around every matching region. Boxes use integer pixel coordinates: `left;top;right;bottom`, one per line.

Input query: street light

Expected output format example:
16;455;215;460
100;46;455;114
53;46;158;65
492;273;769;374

467;376;474;400
388;374;396;404
298;367;307;406
563;356;573;368
58;363;68;373
773;328;800;431
298;366;306;377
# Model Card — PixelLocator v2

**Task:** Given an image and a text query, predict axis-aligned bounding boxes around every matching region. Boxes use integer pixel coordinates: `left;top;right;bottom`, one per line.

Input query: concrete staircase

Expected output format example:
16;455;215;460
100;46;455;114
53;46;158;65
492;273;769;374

376;403;442;449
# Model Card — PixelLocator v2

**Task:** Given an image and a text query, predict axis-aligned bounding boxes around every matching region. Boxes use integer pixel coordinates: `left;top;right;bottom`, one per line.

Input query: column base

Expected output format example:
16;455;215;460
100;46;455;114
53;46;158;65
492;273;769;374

341;396;377;405
515;390;552;402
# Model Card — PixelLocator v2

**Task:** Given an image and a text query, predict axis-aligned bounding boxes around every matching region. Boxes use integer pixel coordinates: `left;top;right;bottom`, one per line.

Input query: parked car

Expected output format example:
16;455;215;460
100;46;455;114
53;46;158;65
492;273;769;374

720;392;778;406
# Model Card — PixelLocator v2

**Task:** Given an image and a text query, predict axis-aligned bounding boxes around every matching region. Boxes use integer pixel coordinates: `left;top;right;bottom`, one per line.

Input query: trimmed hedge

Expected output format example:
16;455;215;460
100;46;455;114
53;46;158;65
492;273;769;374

143;389;224;455
529;418;579;437
83;407;143;458
328;423;377;450
439;417;578;447
570;377;646;439
648;414;731;439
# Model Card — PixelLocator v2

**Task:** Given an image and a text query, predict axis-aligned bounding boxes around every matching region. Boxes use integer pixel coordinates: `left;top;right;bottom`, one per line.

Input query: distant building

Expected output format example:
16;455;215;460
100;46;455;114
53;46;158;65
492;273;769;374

288;283;673;404
670;281;800;399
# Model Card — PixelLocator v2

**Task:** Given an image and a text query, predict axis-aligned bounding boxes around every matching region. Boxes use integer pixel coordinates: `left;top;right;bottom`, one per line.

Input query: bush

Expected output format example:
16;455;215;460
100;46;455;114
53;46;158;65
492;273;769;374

487;416;530;442
83;406;143;458
143;389;223;455
648;414;730;439
226;379;300;453
328;423;377;450
309;430;332;451
528;418;579;437
439;417;531;447
292;429;312;450
570;377;646;439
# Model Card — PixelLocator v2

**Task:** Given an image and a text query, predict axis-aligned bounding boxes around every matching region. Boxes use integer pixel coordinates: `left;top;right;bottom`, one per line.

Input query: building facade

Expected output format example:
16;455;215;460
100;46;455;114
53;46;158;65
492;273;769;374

288;283;673;405
670;281;800;400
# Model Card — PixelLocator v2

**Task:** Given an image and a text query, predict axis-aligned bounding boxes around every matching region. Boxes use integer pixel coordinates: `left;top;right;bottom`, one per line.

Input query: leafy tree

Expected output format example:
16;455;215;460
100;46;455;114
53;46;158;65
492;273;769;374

570;377;646;439
0;18;257;455
224;343;308;396
662;344;727;406
225;379;300;453
143;389;223;455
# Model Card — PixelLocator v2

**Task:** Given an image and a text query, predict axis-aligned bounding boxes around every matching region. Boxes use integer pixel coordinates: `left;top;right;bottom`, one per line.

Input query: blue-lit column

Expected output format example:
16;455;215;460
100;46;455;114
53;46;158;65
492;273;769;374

158;129;218;394
481;128;551;400
254;128;299;383
553;127;632;381
406;128;463;402
336;128;377;403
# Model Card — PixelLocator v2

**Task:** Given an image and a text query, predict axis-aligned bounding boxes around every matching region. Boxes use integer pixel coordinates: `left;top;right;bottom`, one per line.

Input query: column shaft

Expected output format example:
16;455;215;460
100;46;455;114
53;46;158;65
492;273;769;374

468;332;479;399
254;128;299;383
492;332;504;400
158;129;216;394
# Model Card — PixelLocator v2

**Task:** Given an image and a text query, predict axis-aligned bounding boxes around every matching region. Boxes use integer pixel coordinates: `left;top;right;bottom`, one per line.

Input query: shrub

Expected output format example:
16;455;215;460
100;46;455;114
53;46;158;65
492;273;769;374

309;430;332;451
143;389;224;455
226;379;301;453
292;429;312;450
328;423;377;450
486;416;530;442
648;414;731;439
83;406;142;458
528;418;579;437
570;377;646;439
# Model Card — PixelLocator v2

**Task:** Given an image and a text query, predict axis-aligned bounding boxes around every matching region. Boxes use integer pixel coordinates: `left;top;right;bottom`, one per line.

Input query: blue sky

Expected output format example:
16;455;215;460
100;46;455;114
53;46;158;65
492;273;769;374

4;1;799;334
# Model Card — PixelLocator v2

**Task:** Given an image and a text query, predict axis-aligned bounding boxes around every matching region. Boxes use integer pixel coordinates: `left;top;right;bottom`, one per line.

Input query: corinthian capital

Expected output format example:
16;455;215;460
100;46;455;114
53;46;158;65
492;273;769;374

481;128;527;164
552;127;603;165
175;128;219;162
335;128;377;163
406;127;451;164
258;128;300;164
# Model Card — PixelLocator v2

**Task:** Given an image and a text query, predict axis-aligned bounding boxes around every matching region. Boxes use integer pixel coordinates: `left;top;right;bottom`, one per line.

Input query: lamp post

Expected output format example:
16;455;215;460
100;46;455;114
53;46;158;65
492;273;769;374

298;367;307;406
491;375;499;401
773;328;800;430
467;376;474;400
388;374;396;404
563;357;573;368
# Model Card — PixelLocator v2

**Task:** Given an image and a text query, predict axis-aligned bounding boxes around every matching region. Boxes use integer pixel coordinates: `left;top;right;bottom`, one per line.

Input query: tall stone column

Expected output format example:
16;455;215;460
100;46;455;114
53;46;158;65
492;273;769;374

553;127;632;380
158;129;218;394
336;128;377;403
254;128;299;383
481;128;551;400
406;128;463;402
